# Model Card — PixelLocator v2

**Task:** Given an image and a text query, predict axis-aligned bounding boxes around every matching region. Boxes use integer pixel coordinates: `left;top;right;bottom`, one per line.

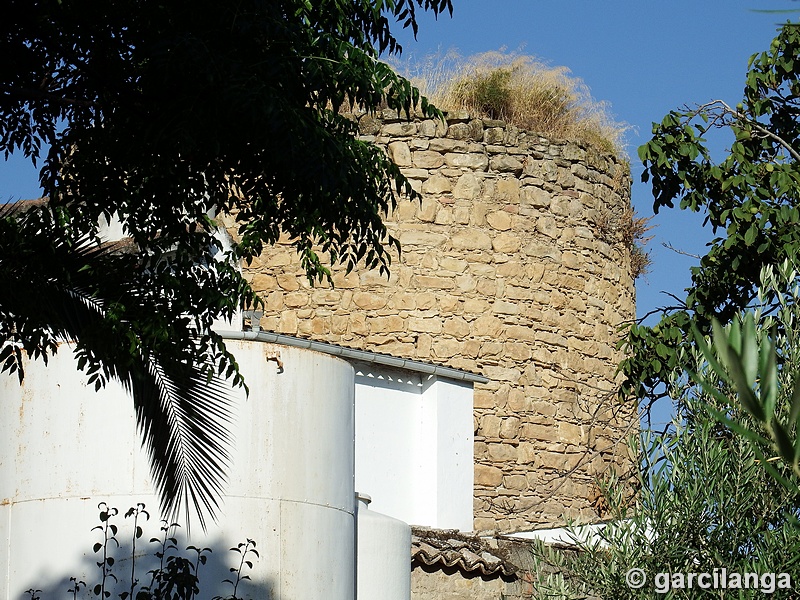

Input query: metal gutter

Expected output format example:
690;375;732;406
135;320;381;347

217;330;489;384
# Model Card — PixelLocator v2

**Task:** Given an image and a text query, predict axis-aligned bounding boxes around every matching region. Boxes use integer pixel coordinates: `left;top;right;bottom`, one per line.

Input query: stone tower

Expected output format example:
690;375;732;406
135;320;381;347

237;110;637;533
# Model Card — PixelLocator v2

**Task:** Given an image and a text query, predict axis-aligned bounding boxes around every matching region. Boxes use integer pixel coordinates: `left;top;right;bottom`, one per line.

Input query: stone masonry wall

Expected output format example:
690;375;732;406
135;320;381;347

232;110;637;533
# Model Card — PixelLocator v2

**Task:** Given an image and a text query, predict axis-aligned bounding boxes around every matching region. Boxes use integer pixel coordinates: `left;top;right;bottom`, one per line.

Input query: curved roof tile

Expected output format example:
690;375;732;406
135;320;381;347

411;527;518;578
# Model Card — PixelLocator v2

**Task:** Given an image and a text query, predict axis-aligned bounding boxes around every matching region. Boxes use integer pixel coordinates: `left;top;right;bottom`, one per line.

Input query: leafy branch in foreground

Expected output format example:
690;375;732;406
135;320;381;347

1;0;453;526
529;411;799;599
619;21;800;402
531;263;800;598
0;202;240;531
690;262;800;491
531;386;799;598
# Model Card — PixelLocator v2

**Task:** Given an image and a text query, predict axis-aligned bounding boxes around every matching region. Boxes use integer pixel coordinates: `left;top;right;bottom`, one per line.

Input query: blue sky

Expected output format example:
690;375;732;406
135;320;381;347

391;0;800;323
1;1;796;323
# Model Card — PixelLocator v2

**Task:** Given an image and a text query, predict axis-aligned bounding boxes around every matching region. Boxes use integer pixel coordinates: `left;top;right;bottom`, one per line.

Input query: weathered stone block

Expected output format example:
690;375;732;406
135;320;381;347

251;272;278;292
443;317;470;337
387;293;415;310
278;310;298;334
492;299;518;315
399;167;429;180
432;338;461;358
479;342;503;358
504;474;528;491
311;290;340;305
451;229;492;250
484;366;522;384
473;516;498;531
484;127;505;144
495;178;521;203
417;119;438;137
472;315;503;337
387;140;412;166
446;122;473;140
348;313;368;336
439;256;468;273
434;206;454;225
500;417;521;439
358;114;380;135
283;291;308;308
504;342;532;361
417;196;439;222
413;150;445;169
490;155;524;174
486;211;513;231
398;229;448;247
480;415;502;438
264;290;284;311
558;422;584;444
429;137;467;152
523;186;551;208
352;292;387;310
453;173;483;200
325;271;355;290
473;389;496;409
413;274;455;289
445;152;489;170
492;232;521;253
421;174;452;194
416;333;433;357
487;442;518;461
370;315;405;334
382;122;417;136
507;389;530;412
536;215;559;238
408;316;443;334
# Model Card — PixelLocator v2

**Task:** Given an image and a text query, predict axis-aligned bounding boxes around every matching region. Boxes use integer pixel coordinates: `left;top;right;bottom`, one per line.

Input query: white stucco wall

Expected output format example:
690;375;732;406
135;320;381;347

353;362;474;532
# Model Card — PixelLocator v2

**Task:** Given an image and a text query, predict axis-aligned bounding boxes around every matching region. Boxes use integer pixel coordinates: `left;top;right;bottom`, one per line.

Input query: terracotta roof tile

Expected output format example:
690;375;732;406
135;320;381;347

411;527;518;578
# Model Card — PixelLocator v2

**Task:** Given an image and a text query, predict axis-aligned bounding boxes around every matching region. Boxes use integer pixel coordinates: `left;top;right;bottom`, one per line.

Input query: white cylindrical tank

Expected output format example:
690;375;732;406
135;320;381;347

355;493;411;600
0;341;355;600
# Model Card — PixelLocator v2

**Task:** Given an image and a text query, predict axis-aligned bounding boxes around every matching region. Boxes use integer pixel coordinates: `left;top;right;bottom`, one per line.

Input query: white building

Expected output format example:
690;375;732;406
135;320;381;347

0;323;487;600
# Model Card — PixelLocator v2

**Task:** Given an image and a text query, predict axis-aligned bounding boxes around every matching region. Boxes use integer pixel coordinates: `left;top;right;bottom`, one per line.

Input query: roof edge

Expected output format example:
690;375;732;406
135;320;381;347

216;330;489;384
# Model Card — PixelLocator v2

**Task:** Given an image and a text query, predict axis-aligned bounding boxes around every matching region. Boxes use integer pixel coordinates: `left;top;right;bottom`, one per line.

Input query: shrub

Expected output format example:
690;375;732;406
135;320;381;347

397;50;629;156
24;503;259;600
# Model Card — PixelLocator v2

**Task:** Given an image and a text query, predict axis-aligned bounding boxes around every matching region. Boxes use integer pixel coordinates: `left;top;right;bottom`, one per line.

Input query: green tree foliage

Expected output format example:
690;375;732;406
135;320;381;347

531;290;800;597
533;266;800;599
532;406;799;598
692;261;800;492
0;0;451;526
620;22;800;402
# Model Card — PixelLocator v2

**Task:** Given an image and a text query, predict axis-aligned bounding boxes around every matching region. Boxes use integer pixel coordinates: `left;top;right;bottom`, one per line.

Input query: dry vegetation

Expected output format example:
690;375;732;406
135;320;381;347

396;50;630;156
595;206;654;279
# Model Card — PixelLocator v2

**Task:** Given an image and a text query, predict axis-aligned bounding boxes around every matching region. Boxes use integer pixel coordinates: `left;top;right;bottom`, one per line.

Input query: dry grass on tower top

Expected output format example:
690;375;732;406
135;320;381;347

396;50;629;157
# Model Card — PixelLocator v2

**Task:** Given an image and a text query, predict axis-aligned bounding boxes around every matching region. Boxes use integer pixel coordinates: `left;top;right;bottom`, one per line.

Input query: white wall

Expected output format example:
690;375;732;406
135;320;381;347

353;362;474;531
0;342;356;600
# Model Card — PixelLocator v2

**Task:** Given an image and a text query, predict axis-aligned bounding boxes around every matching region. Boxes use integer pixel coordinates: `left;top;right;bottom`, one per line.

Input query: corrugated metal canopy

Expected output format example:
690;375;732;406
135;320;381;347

218;330;489;384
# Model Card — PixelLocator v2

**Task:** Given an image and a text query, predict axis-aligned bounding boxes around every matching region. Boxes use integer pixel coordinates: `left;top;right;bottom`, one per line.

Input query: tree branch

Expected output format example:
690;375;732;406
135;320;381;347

1;86;100;108
698;99;800;163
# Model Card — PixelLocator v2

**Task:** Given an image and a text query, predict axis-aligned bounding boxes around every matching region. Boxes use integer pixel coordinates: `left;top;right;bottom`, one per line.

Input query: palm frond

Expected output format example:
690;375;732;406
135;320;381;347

124;355;236;532
0;201;237;528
